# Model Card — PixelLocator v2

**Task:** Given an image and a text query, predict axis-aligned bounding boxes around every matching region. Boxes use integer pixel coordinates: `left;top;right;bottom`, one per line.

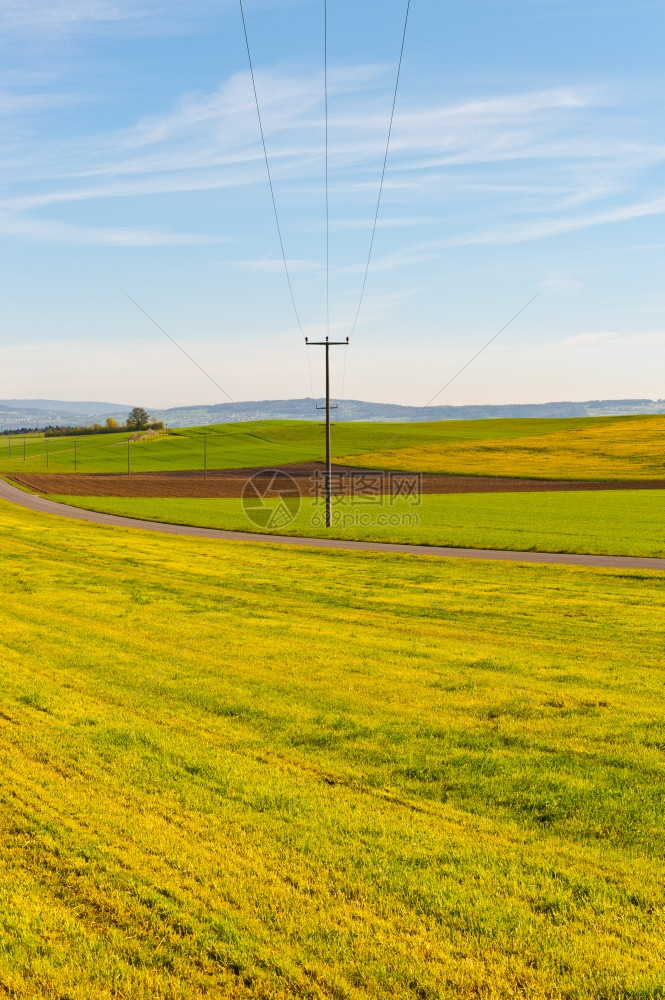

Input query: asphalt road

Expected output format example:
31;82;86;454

2;477;664;571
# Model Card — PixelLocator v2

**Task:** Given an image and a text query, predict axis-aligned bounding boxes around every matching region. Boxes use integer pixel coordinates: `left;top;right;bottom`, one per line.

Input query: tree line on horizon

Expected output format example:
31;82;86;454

1;407;164;438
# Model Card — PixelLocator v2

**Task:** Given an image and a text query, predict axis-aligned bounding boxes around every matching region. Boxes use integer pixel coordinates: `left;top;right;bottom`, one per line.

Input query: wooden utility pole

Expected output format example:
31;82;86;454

305;336;348;527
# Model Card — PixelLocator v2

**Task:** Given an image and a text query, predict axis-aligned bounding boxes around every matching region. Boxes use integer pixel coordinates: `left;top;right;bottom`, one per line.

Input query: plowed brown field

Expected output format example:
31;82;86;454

9;463;665;498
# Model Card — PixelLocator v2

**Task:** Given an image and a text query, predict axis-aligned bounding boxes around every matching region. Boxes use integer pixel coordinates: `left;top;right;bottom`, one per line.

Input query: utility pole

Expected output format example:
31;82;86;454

127;438;130;476
23;437;26;461
203;432;207;481
305;336;349;527
74;439;78;472
8;434;10;459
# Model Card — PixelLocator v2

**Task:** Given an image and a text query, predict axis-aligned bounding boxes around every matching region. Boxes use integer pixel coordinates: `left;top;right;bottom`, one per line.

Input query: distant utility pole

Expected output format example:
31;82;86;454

7;434;10;458
74;439;78;472
305;335;349;528
23;437;26;461
203;432;207;481
127;438;130;476
46;437;49;469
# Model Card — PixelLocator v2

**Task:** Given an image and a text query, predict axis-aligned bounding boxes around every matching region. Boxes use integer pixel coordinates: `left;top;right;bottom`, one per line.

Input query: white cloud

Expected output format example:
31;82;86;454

0;0;303;35
550;330;665;351
451;195;665;247
0;90;81;114
0;0;144;29
1;61;664;257
0;213;222;245
308;216;436;232
556;332;617;347
235;258;320;272
0;78;611;194
538;270;583;295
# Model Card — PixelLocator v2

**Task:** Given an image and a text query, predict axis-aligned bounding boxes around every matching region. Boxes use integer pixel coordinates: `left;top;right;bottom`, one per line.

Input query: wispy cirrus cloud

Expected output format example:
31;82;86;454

1;61;664;257
0;90;82;114
556;331;617;346
0;0;302;34
0;77;618;191
448;194;665;247
0;0;130;27
0;212;223;245
235;257;320;272
552;329;665;350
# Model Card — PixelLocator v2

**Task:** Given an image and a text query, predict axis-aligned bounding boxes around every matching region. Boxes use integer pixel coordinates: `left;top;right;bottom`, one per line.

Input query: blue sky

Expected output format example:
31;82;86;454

0;0;663;408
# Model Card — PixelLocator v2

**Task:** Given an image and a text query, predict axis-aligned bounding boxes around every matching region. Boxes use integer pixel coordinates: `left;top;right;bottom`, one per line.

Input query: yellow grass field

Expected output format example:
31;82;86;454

1;500;664;997
341;414;665;480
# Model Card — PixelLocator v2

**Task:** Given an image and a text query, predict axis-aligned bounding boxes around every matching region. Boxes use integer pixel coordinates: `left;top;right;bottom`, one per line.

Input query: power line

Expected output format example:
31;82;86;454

124;292;293;456
347;0;412;341
306;341;316;402
376;293;540;454
238;0;307;339
125;293;239;404
338;342;349;411
306;335;349;527
324;0;330;341
238;0;411;417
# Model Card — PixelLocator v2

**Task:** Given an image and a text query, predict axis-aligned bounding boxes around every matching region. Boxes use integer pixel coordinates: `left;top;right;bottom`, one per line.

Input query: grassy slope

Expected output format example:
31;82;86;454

0;415;637;476
1;501;665;998
343;414;665;480
48;490;665;557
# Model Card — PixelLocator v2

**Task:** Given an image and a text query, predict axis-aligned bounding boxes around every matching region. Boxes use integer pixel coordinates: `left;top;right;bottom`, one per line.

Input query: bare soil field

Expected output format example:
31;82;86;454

9;463;665;498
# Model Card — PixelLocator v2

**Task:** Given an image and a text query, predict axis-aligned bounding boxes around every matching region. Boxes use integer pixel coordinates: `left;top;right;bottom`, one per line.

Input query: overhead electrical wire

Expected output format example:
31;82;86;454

136;3;522;448
239;0;411;413
338;343;349;411
374;293;540;455
337;0;411;415
307;342;315;401
124;292;293;455
346;0;412;343
324;0;330;341
130;3;530;459
238;0;307;341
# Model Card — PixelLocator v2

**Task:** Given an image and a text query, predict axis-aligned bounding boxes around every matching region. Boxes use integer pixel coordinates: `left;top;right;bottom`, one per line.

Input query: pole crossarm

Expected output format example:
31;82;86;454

305;336;349;528
305;339;349;346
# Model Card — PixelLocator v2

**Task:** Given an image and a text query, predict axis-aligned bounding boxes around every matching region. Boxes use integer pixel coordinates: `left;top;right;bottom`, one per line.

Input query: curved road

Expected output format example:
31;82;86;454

1;477;664;571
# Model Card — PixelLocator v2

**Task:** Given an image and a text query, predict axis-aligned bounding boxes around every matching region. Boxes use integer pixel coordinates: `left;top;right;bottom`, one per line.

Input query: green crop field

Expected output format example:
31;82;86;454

48;489;665;557
0;500;664;998
0;413;651;477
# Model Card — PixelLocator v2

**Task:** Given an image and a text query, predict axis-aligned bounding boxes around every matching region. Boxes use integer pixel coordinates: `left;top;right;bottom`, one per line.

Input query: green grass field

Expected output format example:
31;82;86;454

1;500;664;997
0;413;651;477
48;489;665;557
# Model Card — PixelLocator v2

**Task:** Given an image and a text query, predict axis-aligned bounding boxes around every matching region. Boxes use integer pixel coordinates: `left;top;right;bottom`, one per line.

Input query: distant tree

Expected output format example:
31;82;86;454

127;407;150;430
106;417;119;430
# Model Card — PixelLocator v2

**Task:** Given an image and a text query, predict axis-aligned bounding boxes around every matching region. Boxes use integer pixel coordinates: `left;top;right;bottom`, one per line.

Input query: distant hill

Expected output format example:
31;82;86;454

0;399;132;430
1;396;664;431
154;397;665;427
0;399;132;416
